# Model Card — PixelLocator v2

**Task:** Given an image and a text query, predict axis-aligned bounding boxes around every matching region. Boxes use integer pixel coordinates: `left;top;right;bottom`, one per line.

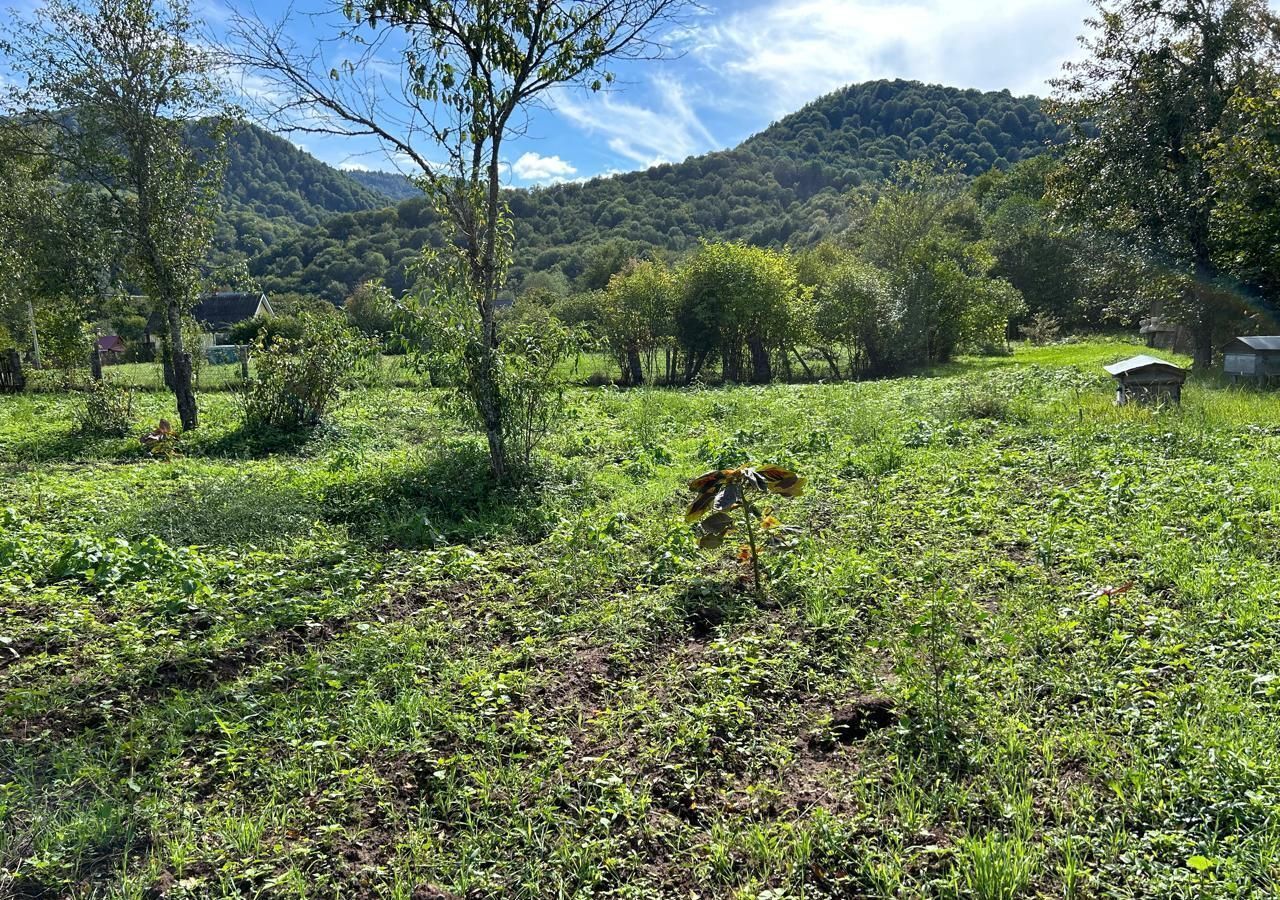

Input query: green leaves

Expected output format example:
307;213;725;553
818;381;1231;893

684;464;805;560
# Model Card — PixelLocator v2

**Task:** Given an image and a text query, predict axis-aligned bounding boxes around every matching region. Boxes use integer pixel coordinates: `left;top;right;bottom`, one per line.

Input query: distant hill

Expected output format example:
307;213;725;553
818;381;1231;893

238;80;1067;301
344;169;420;202
194;123;391;264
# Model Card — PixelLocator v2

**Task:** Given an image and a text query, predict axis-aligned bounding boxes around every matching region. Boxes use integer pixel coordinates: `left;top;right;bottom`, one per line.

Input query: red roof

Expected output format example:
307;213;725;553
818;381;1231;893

97;335;126;353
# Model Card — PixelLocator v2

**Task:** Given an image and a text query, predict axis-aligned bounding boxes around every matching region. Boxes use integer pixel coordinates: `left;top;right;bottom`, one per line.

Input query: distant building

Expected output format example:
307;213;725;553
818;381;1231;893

1222;336;1280;383
95;335;126;356
146;292;275;348
1104;355;1187;405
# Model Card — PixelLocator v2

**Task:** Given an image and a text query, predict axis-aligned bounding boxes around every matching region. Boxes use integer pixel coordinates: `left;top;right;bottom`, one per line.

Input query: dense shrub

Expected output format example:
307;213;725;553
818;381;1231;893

240;314;367;431
75;380;134;436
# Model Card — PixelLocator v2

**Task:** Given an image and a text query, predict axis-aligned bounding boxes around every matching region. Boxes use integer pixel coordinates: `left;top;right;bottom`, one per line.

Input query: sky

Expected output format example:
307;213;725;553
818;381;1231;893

207;0;1096;184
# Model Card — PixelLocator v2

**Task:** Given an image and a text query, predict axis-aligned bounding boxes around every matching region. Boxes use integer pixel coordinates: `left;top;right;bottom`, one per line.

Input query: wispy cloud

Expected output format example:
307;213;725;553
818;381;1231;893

699;0;1089;118
553;74;716;168
511;151;578;184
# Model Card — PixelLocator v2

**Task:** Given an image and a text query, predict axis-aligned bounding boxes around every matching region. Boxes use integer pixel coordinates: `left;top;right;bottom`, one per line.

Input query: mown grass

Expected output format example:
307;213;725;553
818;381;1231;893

3;339;1280;898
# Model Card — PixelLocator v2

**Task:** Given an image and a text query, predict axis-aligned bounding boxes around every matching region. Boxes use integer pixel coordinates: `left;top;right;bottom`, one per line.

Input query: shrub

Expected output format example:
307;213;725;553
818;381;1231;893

240;314;367;431
227;313;305;348
497;312;579;470
75;380;134;436
1021;310;1061;345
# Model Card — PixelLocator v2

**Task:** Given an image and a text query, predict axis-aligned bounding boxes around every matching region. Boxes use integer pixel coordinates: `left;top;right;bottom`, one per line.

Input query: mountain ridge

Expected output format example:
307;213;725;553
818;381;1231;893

221;79;1066;301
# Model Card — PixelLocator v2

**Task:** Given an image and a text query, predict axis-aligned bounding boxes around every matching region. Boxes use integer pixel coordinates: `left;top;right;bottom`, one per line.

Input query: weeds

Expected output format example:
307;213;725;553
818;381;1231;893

3;340;1280;898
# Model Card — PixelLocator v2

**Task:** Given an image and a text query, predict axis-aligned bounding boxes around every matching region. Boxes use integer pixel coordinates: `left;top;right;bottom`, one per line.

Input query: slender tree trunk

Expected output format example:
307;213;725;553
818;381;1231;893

478;148;507;480
748;335;771;384
165;300;198;429
1190;255;1218;372
792;347;815;380
818;348;841;380
25;300;41;370
626;345;644;386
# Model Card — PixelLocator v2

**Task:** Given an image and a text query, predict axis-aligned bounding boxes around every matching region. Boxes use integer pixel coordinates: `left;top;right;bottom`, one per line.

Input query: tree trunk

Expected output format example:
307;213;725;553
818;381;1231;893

1190;256;1218;372
166;301;198;430
25;300;41;370
792;347;815;380
748;335;771;384
478;148;507;480
818;348;841;380
626;346;644;386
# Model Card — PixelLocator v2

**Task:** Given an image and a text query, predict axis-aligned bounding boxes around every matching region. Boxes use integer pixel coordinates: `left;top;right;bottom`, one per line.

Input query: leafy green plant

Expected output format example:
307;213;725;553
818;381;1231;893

685;464;805;598
74;379;133;436
240;313;367;431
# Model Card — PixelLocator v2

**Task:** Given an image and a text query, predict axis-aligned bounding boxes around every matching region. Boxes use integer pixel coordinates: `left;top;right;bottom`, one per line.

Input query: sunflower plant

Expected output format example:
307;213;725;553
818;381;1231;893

685;465;805;598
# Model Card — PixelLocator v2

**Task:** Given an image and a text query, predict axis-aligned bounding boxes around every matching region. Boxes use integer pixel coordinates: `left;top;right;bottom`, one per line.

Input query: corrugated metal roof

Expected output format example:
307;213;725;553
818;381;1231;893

1230;335;1280;352
1103;355;1186;376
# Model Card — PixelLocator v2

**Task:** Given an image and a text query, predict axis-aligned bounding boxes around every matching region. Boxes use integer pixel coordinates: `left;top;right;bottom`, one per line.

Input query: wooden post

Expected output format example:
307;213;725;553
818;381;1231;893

238;345;250;381
89;345;103;381
25;300;41;369
1;348;24;393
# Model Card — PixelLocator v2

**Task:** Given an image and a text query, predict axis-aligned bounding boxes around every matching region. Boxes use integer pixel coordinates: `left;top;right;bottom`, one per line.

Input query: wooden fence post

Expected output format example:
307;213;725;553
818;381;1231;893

1;348;25;393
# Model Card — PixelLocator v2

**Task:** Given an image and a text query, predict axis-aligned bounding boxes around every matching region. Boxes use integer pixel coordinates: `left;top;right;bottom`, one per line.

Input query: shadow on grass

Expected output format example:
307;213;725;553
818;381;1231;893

194;421;323;458
320;443;569;548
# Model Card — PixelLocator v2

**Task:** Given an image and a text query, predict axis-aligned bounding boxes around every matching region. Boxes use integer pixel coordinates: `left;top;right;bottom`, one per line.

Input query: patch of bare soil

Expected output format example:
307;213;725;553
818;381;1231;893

803;695;899;752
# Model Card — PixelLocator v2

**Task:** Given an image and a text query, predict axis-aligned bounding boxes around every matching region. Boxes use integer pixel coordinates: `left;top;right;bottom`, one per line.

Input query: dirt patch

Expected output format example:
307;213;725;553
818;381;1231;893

805;696;898;751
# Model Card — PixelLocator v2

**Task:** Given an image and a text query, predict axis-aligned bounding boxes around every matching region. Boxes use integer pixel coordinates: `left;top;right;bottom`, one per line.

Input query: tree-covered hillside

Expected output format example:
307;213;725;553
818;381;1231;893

344;168;420;202
196;123;392;264
245;80;1067;301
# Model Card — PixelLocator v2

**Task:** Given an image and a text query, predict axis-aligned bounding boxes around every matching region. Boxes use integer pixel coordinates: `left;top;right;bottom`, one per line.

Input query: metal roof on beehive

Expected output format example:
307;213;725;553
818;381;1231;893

1103;355;1186;377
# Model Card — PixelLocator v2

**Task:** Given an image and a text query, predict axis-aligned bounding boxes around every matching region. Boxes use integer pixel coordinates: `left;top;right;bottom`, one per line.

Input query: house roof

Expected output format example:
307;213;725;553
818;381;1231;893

1103;355;1186;378
1225;335;1280;352
146;292;271;333
191;293;270;331
96;335;126;353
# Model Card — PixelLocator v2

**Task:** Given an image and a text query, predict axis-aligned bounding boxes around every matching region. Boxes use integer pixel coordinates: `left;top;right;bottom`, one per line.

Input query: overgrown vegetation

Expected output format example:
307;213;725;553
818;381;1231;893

5;341;1280;898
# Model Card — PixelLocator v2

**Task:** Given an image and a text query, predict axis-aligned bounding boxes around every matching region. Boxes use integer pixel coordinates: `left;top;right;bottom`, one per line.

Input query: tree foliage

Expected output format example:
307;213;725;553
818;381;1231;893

1050;0;1280;368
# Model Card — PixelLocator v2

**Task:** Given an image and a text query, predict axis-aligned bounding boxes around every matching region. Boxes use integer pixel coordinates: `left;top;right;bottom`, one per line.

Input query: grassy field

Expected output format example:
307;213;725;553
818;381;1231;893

3;339;1280;898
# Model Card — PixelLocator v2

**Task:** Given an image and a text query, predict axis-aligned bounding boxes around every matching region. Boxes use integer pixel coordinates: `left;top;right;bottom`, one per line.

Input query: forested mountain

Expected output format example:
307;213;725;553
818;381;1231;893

238;80;1068;302
344;169;420;202
196;123;392;264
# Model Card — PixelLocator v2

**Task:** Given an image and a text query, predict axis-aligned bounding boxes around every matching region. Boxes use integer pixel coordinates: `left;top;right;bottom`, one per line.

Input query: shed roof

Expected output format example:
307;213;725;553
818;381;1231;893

1103;355;1186;378
1225;335;1280;352
96;335;126;353
146;292;272;333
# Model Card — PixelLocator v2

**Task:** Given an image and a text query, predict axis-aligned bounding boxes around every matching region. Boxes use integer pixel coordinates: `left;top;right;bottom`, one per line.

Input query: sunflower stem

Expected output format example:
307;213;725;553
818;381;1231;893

741;493;764;602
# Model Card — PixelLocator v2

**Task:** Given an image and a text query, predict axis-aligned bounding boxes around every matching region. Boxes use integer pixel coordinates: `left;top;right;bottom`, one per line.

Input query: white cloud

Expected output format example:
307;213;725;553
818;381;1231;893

553;74;716;168
700;0;1090;118
511;151;578;184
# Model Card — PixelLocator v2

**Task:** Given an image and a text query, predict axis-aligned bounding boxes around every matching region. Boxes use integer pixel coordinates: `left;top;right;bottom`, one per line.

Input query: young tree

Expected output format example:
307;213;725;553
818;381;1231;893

1;0;227;428
602;258;675;385
812;259;894;377
230;0;688;477
676;242;798;384
1050;0;1280;369
0;131;126;370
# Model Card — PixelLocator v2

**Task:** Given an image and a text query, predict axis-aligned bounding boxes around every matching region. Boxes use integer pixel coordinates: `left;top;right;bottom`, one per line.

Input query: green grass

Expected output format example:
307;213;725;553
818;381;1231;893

3;339;1280;898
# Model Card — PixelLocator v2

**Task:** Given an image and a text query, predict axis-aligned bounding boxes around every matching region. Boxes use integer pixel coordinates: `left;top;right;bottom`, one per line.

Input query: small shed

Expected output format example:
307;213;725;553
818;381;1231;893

1223;336;1280;382
96;335;126;356
1104;355;1187;405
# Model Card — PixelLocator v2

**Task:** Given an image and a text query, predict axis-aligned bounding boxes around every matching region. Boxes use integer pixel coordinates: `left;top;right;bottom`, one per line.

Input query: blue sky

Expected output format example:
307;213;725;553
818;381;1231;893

210;0;1095;183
